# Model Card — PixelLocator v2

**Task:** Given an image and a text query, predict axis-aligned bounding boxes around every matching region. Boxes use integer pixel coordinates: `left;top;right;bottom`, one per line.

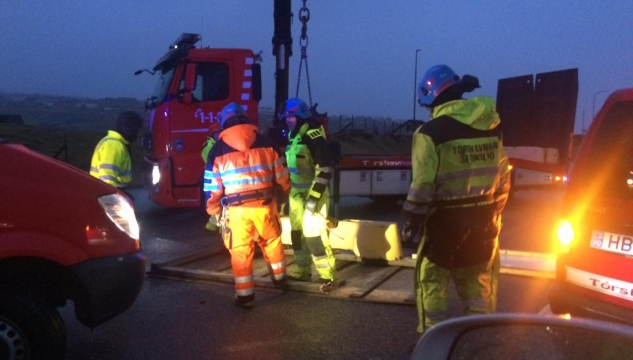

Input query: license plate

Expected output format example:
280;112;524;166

590;230;633;256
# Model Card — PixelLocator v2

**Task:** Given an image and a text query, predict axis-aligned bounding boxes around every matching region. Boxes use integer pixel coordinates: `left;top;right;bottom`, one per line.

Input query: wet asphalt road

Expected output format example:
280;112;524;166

61;189;561;359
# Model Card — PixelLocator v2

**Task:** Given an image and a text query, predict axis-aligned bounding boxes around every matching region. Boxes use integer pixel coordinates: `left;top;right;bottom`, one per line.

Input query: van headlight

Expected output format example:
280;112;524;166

152;164;161;185
98;194;140;239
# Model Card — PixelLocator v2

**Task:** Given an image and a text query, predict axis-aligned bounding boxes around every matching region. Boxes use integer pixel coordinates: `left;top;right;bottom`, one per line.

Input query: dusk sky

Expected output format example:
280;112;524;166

1;1;632;132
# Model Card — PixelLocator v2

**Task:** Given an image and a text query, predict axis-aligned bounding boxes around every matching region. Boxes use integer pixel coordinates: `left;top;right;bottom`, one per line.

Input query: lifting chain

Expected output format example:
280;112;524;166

295;0;313;107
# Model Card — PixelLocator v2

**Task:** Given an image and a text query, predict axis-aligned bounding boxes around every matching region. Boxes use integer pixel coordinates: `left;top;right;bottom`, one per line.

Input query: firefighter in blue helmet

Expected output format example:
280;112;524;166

204;102;291;308
280;98;336;293
402;64;511;333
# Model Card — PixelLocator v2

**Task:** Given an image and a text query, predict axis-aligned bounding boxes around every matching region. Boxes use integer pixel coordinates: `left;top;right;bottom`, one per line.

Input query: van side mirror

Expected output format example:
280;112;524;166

182;63;197;104
411;314;633;360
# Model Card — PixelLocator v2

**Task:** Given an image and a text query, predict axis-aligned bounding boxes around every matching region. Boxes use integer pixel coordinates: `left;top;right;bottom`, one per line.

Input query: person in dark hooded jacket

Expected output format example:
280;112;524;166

90;111;143;188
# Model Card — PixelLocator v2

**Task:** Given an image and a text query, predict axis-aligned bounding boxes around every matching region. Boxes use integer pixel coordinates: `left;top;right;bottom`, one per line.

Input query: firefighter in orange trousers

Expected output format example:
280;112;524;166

203;102;291;308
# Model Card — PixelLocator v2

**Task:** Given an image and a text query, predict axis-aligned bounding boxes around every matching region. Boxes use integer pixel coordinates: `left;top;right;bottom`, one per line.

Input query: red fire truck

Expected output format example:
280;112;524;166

138;33;263;207
136;2;412;209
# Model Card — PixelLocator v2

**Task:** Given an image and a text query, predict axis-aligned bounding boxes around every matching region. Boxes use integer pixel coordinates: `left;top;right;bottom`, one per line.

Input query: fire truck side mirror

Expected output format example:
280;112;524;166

182;63;197;104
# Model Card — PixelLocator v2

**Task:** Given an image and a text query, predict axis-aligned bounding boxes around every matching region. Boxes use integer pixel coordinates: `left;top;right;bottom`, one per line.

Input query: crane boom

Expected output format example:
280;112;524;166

272;0;292;124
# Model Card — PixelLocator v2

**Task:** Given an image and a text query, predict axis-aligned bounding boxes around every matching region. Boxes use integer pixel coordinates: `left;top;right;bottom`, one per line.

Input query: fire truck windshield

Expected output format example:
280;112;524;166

149;67;175;108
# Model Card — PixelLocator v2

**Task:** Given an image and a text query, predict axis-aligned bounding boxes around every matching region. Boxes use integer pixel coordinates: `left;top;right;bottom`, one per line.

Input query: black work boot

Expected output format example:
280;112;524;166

318;278;333;294
233;294;255;309
272;276;289;291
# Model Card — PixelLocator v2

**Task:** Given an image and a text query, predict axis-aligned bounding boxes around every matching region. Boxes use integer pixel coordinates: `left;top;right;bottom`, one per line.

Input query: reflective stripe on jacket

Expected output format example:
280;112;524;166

285;122;333;200
403;97;511;216
89;130;132;187
203;123;291;215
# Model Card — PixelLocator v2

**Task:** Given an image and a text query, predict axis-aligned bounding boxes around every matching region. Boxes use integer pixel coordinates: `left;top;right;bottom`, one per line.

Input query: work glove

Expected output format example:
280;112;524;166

304;197;318;214
205;215;219;232
400;208;425;249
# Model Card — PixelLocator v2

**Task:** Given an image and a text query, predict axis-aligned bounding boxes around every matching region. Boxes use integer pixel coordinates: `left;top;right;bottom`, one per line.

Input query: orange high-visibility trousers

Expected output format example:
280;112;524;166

222;202;286;297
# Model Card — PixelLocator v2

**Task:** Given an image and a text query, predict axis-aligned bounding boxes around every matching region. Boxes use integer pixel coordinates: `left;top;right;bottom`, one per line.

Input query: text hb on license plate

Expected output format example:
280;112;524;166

590;230;633;256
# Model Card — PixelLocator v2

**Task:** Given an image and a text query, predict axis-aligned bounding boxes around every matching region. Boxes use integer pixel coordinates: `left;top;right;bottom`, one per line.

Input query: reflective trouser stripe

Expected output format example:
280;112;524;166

288;186;336;280
236;287;255;296
290;230;311;278
415;247;499;333
288;187;310;279
307;236;336;281
293;249;310;267
269;259;286;281
223;204;285;296
235;275;255;296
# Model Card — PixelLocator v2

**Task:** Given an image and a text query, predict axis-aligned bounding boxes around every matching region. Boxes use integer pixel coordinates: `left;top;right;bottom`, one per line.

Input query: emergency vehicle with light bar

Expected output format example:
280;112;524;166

138;33;262;207
137;29;412;208
549;88;633;324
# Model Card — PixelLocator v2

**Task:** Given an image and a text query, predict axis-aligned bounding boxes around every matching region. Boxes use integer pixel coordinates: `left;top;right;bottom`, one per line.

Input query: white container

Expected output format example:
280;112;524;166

544;148;560;164
507;146;545;163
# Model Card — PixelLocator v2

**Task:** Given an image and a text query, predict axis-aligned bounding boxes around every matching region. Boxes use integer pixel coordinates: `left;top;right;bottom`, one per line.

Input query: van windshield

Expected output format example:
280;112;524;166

580;101;633;200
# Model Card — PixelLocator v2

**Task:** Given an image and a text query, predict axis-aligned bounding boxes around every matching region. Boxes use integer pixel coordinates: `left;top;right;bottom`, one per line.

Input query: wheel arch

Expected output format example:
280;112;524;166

0;256;85;309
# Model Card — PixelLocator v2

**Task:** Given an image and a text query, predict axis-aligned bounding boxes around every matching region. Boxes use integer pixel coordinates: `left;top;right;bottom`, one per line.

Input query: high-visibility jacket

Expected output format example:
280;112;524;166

285;121;337;281
89;130;132;188
285;122;333;202
201;137;217;204
201;137;216;163
203;122;291;298
404;96;511;267
203;123;291;215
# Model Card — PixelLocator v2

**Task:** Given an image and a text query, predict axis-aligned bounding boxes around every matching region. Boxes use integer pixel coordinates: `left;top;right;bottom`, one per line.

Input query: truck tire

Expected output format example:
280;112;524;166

0;294;66;360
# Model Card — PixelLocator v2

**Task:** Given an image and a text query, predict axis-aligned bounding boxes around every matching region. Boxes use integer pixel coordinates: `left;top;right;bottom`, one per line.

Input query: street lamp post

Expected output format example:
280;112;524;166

413;49;421;120
593;89;609;122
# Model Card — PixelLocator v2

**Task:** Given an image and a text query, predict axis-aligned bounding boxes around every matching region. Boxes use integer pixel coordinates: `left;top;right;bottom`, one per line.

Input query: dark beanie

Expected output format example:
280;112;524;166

115;111;143;142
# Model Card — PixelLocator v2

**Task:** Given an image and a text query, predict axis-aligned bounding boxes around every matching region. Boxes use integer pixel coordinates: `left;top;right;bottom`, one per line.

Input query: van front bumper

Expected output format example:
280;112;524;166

70;250;146;328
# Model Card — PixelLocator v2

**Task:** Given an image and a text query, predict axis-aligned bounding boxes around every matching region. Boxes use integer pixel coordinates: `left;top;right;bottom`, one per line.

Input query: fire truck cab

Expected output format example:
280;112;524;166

140;33;262;207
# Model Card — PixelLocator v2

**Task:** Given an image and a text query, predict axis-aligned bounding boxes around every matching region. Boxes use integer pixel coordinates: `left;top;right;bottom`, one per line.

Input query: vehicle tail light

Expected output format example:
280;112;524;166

556;219;575;250
98;194;140;239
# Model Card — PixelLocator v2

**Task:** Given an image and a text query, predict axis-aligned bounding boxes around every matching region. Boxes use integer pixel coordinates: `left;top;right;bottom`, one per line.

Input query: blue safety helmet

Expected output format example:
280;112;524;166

418;64;460;107
219;102;246;129
279;98;311;119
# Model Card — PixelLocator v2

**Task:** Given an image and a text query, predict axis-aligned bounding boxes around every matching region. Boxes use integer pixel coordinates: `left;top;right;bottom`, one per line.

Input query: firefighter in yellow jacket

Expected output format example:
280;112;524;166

401;65;511;333
201;121;221;231
279;98;336;293
90;111;143;188
204;102;291;308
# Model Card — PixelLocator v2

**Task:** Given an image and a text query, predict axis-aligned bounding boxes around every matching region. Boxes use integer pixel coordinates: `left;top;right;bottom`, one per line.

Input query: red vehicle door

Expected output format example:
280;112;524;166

166;49;260;202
